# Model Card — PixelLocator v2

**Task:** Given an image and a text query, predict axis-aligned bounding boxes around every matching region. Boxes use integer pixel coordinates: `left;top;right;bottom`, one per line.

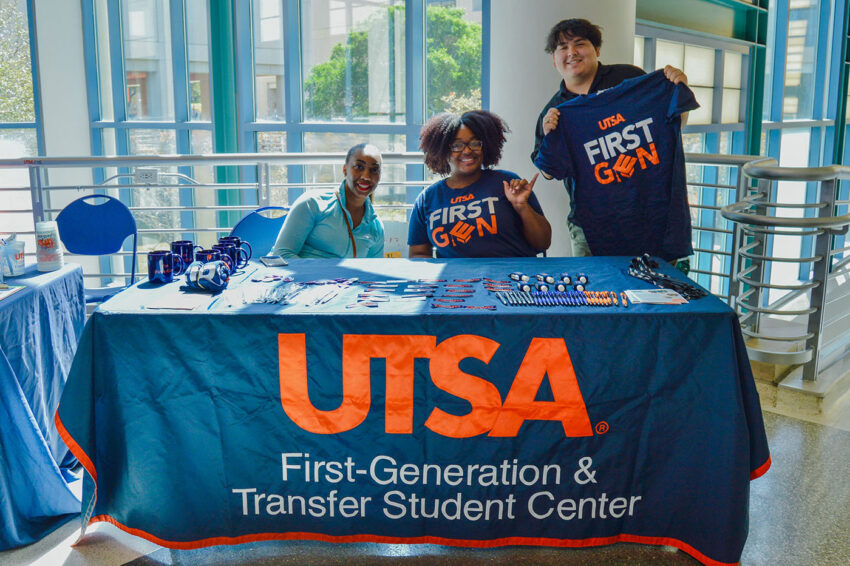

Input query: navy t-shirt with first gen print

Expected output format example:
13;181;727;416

407;169;545;258
534;70;700;262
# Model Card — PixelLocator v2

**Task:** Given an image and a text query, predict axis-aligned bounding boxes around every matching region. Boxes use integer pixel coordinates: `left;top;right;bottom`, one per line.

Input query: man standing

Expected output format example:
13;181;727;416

531;18;690;267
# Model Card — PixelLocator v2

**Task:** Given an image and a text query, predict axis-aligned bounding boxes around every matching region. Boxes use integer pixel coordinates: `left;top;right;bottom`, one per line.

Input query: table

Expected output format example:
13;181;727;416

56;257;769;566
1;264;85;550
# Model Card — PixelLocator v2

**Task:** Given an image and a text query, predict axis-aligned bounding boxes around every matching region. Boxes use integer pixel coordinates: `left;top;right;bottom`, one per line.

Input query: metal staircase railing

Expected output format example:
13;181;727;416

721;157;850;382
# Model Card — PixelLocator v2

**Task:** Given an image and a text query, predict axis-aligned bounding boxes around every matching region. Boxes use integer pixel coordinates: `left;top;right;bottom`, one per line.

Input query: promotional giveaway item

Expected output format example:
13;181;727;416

627;254;707;300
184;260;230;292
35;221;64;271
195;248;223;263
218;236;252;261
212;242;249;270
260;255;288;267
0;236;25;277
209;245;237;272
171;240;201;268
147;251;184;284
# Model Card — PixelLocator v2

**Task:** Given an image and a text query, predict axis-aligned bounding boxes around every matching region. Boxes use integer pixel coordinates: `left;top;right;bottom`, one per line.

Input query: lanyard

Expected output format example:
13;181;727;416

335;191;357;258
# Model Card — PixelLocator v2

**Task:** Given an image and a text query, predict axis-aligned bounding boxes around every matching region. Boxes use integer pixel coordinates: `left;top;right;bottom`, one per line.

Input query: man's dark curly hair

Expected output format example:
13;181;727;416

544;19;603;53
418;110;509;176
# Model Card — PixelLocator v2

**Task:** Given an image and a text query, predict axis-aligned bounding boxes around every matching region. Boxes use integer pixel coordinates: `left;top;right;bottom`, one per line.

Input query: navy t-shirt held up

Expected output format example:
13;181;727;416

534;70;699;262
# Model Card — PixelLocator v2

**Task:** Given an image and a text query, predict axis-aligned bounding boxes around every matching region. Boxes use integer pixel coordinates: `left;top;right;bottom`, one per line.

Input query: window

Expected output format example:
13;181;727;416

253;0;285;121
425;0;482;117
0;0;39;157
0;0;41;254
83;0;490;255
84;0;214;250
302;0;406;123
782;0;819;119
123;0;175;121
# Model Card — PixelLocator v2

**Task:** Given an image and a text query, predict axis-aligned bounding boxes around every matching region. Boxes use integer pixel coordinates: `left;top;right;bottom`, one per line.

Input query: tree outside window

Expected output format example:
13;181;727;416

0;0;35;123
303;5;481;121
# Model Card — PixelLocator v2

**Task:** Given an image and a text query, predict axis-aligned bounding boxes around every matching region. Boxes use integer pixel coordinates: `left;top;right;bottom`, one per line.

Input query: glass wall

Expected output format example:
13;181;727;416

302;0;406;123
241;0;485;215
0;0;40;252
761;0;844;295
425;0;482;117
83;0;487;257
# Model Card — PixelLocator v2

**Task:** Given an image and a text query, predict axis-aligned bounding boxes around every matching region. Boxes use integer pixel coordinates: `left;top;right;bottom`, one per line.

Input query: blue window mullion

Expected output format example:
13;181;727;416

233;0;258;206
698;133;720;290
235;0;256;154
481;0;490;110
25;0;44;157
406;0;425;215
168;0;196;236
81;0;104;172
811;0;831;124
769;1;788;123
170;0;189;125
283;0;303;195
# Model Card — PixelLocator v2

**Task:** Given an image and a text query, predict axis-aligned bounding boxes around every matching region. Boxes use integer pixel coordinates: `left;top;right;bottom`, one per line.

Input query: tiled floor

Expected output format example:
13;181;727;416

4;404;850;566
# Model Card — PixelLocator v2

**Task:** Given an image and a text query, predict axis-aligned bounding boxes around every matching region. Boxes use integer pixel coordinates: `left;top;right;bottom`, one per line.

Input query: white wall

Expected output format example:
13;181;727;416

490;0;636;256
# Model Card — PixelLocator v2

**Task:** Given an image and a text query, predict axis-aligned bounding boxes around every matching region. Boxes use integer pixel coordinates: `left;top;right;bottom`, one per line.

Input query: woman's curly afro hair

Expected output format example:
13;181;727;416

419;110;509;176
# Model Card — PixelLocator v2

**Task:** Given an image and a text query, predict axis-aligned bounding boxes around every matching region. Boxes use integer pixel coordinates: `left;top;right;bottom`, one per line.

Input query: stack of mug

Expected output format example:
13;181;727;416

147;237;253;292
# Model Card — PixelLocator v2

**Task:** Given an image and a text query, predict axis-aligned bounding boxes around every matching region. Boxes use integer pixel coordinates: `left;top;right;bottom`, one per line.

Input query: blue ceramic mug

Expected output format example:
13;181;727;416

195;248;222;263
171;240;200;271
147;250;184;284
213;242;249;270
218;236;252;261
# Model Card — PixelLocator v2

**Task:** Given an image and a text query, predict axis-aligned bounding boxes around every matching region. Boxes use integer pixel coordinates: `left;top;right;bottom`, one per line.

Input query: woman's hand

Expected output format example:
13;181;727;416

542;108;560;136
503;173;539;209
503;173;551;252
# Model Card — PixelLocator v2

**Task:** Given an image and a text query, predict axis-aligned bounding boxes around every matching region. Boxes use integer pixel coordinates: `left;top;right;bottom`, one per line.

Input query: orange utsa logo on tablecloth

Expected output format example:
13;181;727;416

278;333;593;438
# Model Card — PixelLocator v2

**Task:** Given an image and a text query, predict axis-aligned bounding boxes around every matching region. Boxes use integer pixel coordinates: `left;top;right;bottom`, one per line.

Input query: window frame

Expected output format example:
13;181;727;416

0;0;44;157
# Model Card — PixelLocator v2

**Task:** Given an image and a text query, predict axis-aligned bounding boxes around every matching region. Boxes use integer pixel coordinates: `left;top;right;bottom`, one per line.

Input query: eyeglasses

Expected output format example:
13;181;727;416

449;140;483;153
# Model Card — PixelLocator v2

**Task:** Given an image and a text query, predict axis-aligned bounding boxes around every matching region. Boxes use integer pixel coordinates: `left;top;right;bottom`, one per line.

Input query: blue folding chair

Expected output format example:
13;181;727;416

230;206;287;257
56;194;138;303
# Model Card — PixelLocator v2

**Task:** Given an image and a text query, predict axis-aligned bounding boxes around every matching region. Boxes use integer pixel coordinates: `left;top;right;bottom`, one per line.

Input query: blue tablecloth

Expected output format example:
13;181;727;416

57;257;770;565
1;264;85;550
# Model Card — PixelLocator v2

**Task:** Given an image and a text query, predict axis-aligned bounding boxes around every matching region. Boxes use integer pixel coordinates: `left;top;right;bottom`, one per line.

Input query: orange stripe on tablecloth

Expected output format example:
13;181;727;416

86;515;739;566
750;454;772;480
55;412;97;482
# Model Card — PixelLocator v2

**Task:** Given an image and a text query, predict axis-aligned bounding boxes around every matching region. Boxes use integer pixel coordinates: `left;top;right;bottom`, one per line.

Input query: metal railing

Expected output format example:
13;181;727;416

0;152;426;281
721;157;850;381
1;151;752;287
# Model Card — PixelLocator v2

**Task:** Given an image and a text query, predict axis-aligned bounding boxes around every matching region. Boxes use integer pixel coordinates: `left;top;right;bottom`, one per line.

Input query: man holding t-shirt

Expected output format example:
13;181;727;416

530;18;692;271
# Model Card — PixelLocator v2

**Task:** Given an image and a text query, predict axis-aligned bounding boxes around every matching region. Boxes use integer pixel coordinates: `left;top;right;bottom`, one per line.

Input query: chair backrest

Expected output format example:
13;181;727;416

56;194;138;283
230;206;287;256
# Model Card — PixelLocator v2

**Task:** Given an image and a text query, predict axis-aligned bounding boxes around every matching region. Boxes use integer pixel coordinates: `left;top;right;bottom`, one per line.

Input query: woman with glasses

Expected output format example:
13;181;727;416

272;143;384;258
408;110;551;258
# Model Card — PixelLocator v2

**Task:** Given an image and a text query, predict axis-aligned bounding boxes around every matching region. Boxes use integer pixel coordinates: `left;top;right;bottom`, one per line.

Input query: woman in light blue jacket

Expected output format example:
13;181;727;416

272;143;384;258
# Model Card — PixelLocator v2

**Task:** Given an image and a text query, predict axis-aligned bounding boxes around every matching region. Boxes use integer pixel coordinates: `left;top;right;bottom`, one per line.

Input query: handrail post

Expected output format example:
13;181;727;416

748;178;772;334
28;165;45;224
728;165;749;307
803;178;836;381
260;162;271;207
